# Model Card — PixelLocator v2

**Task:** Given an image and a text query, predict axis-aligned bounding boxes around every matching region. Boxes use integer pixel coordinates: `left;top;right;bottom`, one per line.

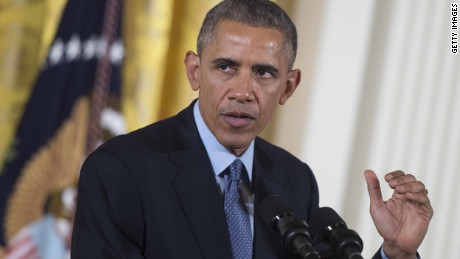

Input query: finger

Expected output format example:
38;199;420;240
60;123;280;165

391;192;406;200
384;170;405;181
364;170;384;209
386;172;417;189
394;180;426;194
404;192;434;216
404;191;430;204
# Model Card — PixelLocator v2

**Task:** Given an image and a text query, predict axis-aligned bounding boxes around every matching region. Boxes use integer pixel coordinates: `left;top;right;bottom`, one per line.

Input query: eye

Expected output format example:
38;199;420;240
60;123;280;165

215;64;235;73
255;70;274;78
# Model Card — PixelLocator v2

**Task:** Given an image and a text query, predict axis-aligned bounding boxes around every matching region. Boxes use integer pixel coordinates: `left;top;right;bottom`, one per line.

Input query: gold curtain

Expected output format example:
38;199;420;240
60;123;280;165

0;0;221;162
0;0;67;165
122;0;219;131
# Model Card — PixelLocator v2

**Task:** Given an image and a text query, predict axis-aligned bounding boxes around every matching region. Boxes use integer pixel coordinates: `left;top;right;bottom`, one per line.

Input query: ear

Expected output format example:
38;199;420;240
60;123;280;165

184;51;201;91
279;69;301;105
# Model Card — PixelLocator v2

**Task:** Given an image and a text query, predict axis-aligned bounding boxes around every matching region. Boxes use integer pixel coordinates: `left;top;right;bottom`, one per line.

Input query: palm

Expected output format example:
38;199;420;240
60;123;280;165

371;193;431;253
365;170;433;257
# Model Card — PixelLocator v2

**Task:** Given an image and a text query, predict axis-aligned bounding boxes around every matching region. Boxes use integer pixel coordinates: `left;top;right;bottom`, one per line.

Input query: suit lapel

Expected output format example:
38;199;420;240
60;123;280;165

170;150;232;259
168;103;233;259
252;140;286;259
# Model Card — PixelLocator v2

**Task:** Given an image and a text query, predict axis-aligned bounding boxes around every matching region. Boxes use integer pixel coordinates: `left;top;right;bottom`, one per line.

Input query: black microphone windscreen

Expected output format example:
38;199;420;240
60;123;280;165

310;207;346;237
259;195;291;227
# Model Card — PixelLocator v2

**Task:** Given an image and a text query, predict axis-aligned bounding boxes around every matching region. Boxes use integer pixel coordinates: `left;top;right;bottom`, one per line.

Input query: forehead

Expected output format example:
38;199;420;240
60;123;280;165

204;21;287;66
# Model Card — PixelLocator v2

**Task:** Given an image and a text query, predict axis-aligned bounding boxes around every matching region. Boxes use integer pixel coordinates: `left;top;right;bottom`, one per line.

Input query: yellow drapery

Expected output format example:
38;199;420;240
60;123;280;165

122;0;219;131
1;0;221;164
0;0;67;165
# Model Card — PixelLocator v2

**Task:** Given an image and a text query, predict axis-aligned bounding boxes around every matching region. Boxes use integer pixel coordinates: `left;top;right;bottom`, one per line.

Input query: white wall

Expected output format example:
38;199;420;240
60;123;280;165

273;0;460;257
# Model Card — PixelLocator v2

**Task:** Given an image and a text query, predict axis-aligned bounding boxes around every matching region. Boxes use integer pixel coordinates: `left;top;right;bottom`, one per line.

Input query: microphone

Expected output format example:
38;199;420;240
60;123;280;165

310;207;364;259
259;195;320;259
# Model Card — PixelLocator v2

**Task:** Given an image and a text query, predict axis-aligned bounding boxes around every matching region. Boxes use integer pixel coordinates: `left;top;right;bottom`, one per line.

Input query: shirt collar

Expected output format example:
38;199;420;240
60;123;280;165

193;100;254;181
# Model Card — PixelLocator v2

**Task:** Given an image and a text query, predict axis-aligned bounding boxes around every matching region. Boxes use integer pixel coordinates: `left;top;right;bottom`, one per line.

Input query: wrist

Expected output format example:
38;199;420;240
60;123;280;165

383;242;417;259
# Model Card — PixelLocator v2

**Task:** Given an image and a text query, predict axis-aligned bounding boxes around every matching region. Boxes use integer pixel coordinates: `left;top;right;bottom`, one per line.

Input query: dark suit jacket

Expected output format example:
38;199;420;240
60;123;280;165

71;101;383;259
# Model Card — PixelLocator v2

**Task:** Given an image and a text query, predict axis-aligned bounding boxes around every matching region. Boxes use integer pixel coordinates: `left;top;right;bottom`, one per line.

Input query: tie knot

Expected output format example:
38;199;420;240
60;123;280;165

229;158;244;181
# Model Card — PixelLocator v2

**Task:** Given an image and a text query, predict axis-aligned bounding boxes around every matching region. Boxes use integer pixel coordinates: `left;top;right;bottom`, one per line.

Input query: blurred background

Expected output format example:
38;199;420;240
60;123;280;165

0;0;458;258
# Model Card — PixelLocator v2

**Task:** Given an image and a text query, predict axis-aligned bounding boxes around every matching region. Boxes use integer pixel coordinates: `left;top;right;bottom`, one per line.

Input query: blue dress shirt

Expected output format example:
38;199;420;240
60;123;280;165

193;101;255;235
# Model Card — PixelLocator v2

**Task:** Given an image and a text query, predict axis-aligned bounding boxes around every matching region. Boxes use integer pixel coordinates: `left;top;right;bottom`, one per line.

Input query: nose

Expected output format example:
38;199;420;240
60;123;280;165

228;72;255;103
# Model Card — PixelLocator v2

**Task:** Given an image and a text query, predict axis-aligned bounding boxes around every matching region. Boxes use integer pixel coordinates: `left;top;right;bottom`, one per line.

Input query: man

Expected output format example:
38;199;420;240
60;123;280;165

71;0;433;258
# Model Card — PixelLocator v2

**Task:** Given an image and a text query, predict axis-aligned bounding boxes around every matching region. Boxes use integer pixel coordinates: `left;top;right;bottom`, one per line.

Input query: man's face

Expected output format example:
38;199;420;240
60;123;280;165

185;21;301;156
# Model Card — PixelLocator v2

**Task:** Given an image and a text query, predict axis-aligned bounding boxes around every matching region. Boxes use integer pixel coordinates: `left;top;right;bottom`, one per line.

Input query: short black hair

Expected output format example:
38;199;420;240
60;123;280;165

197;0;298;69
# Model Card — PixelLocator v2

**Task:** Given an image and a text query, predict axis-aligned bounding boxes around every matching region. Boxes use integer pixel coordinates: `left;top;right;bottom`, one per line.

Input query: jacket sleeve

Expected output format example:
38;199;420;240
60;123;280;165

372;246;421;259
372;248;383;259
71;150;145;258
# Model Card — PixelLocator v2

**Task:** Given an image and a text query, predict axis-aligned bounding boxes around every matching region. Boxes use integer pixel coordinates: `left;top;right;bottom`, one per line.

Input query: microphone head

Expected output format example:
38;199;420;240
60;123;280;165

310;207;363;258
259;195;319;258
259;195;294;229
310;207;347;239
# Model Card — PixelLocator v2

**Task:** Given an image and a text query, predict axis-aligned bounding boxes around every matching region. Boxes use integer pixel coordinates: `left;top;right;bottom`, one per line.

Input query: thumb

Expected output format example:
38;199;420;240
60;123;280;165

364;169;384;209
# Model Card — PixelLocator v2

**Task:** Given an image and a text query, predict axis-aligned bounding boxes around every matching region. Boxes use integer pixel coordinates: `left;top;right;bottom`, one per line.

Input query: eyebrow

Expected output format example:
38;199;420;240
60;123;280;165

211;57;241;67
211;58;280;75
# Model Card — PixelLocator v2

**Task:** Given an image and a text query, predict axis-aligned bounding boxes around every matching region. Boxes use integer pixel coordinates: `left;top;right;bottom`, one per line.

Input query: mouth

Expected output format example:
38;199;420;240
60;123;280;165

222;111;256;128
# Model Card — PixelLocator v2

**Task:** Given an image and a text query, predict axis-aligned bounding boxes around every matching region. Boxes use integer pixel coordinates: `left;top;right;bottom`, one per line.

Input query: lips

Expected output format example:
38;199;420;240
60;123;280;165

222;111;256;128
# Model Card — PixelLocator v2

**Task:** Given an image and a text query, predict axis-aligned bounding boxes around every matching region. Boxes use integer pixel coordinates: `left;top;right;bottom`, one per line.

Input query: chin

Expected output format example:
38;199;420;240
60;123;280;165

219;136;253;152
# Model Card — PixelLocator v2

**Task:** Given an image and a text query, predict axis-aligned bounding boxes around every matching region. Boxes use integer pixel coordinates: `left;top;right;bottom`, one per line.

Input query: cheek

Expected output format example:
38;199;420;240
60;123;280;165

256;85;285;108
255;78;285;97
257;98;279;124
205;80;232;103
255;87;285;121
199;82;228;114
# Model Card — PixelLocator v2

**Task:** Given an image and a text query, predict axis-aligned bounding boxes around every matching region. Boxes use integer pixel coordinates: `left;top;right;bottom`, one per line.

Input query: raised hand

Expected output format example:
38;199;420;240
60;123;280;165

364;170;433;259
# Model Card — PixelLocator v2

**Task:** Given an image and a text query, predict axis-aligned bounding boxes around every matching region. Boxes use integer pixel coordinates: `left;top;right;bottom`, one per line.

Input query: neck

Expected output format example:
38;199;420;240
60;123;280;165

229;146;248;157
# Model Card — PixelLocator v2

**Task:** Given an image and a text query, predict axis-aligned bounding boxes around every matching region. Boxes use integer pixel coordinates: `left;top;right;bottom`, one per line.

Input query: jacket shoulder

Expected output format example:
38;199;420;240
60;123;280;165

255;137;309;169
100;116;176;154
96;102;199;155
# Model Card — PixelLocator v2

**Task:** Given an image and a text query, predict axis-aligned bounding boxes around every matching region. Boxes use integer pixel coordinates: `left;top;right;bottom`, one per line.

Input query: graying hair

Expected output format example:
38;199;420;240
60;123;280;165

197;0;298;70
